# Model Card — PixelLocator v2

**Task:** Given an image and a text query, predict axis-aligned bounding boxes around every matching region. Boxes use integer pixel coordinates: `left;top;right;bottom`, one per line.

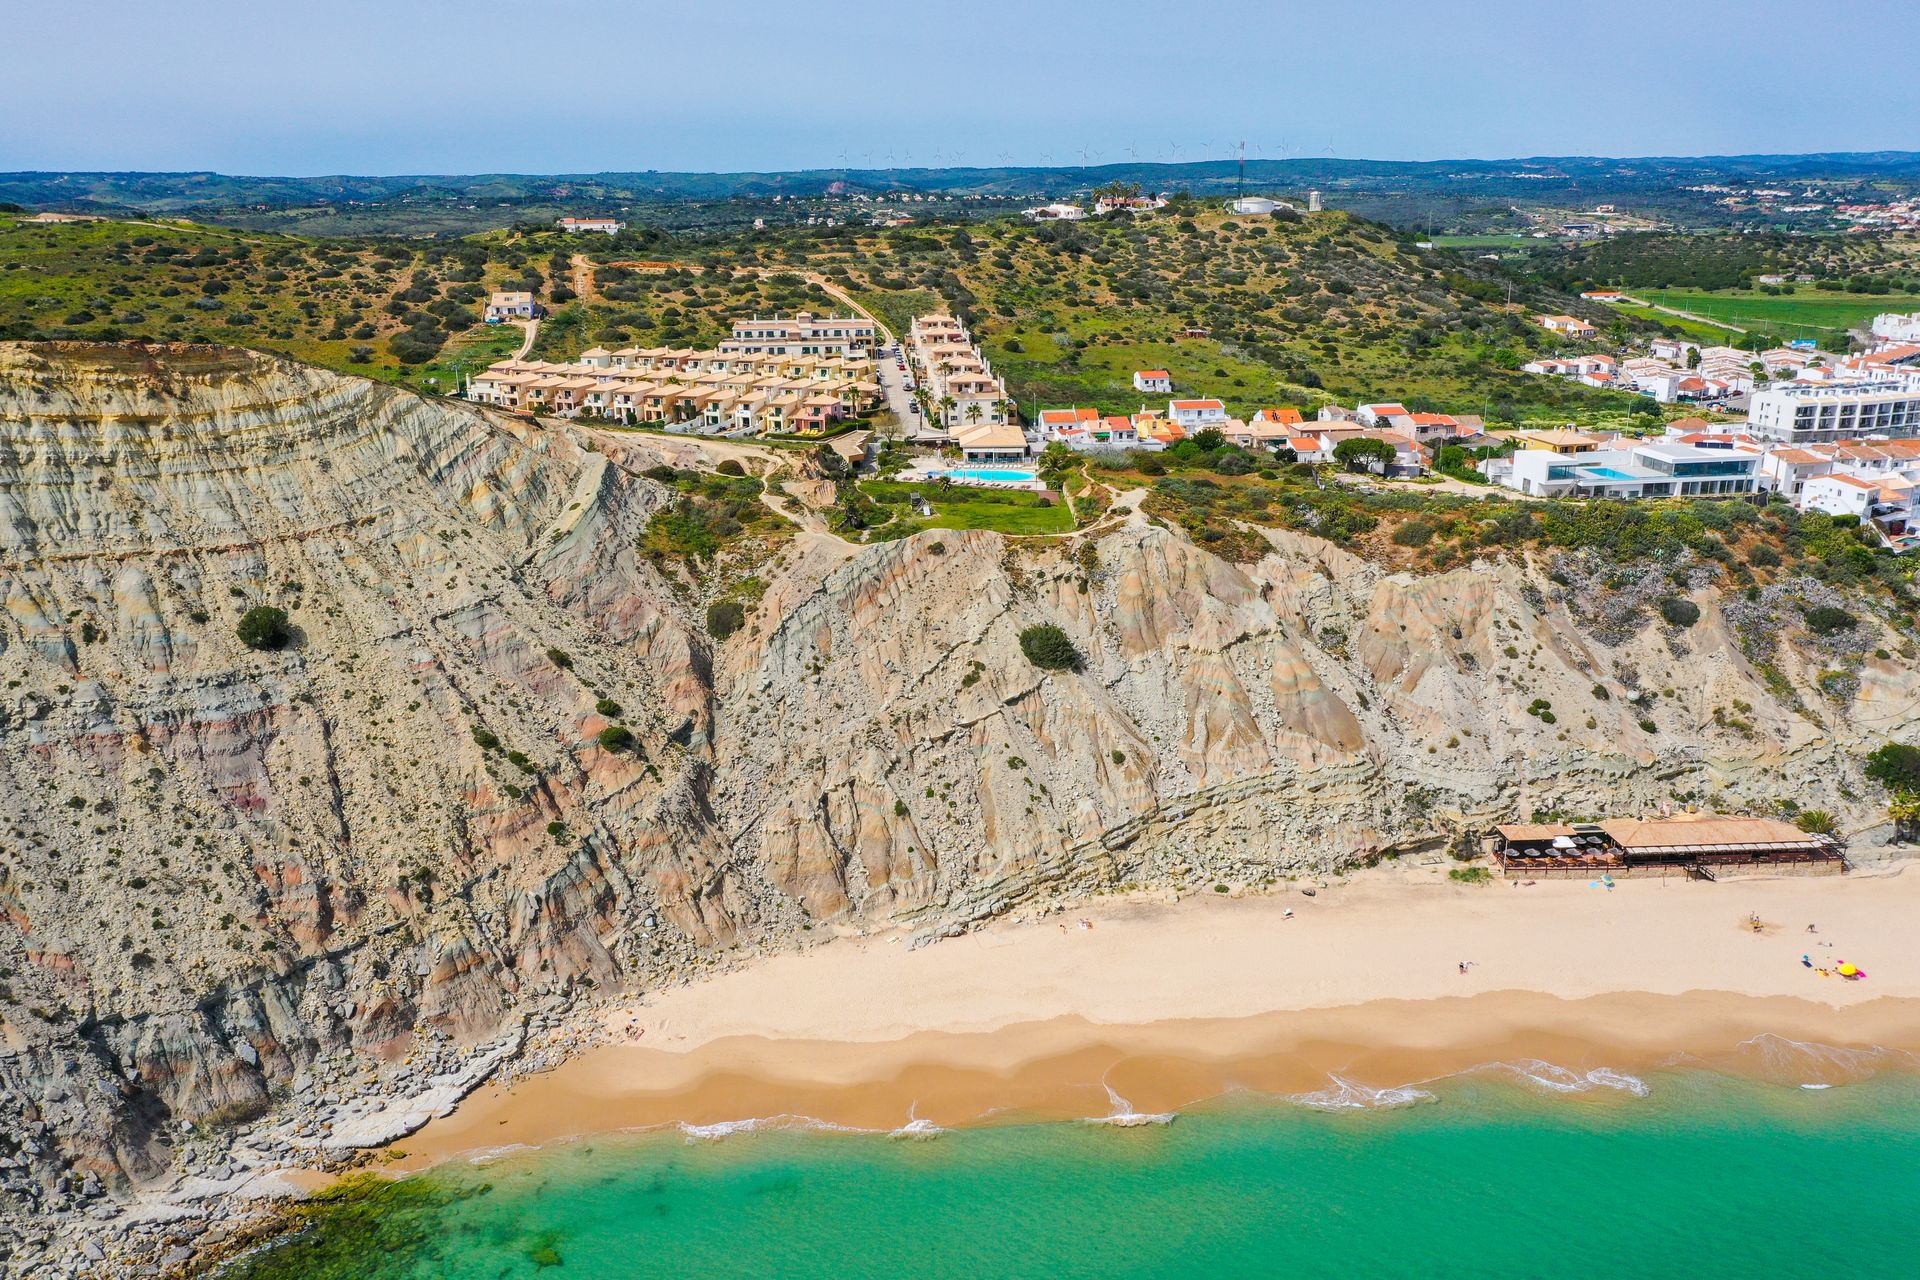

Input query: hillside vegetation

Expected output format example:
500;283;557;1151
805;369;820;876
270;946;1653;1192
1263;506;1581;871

0;214;838;390
663;205;1659;422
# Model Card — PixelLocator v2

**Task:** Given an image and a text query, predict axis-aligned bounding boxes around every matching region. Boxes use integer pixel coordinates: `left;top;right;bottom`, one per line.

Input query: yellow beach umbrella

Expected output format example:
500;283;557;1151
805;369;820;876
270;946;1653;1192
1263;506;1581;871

1838;963;1859;977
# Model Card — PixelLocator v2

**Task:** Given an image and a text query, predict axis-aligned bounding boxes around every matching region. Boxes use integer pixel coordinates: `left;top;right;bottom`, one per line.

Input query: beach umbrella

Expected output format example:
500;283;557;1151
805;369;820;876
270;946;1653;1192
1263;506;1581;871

1838;963;1859;977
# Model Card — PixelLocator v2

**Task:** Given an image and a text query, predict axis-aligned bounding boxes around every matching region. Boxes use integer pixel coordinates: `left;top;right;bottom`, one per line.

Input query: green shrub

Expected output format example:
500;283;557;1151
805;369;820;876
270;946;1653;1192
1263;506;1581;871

1658;596;1701;628
1391;520;1435;548
596;725;636;752
1448;867;1493;885
235;606;291;651
545;646;573;669
471;728;500;751
1802;605;1857;635
715;460;746;477
594;698;624;718
1747;544;1781;568
1018;624;1082;671
1638;718;1658;734
706;600;746;640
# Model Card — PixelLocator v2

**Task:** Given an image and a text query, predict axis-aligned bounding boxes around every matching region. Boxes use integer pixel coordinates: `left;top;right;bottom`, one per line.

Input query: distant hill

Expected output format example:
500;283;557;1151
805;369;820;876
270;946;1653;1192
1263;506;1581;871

5;151;1919;229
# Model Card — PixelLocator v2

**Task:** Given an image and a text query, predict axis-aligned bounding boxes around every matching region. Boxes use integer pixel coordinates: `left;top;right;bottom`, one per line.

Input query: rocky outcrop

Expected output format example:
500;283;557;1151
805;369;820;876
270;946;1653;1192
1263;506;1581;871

0;343;1913;1273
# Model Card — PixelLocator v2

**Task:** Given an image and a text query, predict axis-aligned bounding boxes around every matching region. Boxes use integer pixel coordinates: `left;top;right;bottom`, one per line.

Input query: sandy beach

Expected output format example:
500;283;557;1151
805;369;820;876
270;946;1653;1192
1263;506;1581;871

398;862;1920;1165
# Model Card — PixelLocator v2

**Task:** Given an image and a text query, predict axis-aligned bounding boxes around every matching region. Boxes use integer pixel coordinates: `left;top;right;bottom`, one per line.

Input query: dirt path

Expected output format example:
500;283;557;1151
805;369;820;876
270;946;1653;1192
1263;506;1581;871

512;318;539;359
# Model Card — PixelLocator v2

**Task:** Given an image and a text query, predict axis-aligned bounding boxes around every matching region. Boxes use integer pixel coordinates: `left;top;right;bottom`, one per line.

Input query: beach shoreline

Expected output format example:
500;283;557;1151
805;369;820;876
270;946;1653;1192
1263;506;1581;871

393;861;1920;1166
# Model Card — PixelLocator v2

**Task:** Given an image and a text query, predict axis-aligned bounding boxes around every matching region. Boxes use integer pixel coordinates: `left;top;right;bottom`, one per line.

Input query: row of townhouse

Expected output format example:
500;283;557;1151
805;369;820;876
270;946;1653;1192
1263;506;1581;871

467;347;880;435
718;311;878;359
908;315;1010;432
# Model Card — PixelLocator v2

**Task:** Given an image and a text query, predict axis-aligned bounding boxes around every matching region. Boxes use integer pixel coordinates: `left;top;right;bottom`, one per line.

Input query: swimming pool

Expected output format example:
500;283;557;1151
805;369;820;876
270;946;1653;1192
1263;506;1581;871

940;468;1038;484
1580;466;1638;480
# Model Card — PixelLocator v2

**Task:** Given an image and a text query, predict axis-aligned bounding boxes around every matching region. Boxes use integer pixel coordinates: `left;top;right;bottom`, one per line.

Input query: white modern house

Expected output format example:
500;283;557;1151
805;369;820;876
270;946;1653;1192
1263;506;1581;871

557;217;624;234
1133;369;1173;393
1500;441;1760;499
1229;196;1283;216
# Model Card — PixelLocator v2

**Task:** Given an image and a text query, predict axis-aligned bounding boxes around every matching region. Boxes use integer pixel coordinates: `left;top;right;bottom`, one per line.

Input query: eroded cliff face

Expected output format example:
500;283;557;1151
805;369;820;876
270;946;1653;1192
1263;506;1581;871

0;344;1911;1246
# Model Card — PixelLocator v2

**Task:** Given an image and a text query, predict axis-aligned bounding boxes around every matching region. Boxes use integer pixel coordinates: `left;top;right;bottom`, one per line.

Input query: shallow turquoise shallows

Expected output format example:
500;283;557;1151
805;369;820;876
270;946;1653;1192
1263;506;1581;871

225;1071;1920;1280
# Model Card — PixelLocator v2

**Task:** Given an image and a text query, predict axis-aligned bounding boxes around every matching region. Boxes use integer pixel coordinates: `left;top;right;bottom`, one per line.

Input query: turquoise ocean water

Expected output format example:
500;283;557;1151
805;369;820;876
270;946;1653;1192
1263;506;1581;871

226;1066;1920;1280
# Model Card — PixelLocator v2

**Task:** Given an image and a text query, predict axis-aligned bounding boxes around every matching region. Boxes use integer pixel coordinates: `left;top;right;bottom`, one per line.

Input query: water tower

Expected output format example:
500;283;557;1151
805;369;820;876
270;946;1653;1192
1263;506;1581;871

1307;190;1323;213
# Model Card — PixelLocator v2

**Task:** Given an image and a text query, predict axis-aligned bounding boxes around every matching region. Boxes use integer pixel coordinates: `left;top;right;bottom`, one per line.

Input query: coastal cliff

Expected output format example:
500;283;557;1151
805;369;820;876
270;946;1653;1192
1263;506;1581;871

0;343;1911;1273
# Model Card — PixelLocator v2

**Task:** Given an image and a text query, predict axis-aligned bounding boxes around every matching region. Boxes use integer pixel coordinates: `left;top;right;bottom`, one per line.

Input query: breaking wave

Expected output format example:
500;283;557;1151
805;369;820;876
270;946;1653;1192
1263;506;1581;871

1086;1078;1175;1127
1721;1034;1920;1089
890;1105;947;1140
1478;1060;1652;1098
1288;1076;1437;1111
676;1115;868;1142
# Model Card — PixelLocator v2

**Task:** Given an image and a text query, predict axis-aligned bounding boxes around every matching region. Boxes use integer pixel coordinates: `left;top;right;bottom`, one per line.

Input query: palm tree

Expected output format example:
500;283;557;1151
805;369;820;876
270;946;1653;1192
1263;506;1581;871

939;395;958;426
995;398;1015;425
964;401;983;427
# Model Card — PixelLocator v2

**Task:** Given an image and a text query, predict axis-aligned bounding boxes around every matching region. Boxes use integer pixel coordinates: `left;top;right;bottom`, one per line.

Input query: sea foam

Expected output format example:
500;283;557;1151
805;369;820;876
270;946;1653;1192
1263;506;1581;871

1289;1076;1437;1111
1087;1079;1175;1126
1480;1060;1652;1098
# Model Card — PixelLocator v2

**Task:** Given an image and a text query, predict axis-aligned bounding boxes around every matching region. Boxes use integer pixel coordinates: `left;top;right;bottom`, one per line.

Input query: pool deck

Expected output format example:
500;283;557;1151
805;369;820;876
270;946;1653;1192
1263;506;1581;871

901;464;1046;491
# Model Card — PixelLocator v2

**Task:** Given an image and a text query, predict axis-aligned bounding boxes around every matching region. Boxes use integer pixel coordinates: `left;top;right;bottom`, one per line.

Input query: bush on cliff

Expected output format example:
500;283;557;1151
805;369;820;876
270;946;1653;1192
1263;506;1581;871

1019;624;1082;671
235;606;291;651
706;600;746;640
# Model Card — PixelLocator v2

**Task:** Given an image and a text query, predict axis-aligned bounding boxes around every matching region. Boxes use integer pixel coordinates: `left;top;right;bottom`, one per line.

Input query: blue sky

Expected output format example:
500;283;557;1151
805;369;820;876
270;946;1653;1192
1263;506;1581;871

6;0;1916;174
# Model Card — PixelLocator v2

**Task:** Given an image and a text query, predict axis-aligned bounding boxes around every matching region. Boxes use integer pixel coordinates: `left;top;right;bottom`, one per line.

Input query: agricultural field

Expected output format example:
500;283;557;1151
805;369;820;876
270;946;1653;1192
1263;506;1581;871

1626;287;1920;341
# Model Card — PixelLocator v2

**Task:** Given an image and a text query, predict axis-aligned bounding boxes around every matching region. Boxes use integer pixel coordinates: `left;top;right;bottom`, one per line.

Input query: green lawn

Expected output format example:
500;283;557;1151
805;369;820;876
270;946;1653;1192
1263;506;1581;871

1630;288;1920;339
860;480;1074;536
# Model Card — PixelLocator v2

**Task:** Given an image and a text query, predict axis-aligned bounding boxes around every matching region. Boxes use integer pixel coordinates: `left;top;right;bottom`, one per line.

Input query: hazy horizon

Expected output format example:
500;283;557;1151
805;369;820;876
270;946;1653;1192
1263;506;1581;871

6;0;1916;175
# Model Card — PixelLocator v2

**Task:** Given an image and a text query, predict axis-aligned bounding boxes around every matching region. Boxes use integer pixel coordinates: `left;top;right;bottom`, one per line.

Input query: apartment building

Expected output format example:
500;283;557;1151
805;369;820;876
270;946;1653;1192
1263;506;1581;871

1745;381;1920;443
907;314;1008;432
720;311;878;359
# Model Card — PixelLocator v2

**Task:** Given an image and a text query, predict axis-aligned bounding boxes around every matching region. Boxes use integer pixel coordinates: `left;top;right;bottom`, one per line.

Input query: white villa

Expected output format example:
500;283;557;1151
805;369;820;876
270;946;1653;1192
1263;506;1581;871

485;291;537;321
1167;398;1228;429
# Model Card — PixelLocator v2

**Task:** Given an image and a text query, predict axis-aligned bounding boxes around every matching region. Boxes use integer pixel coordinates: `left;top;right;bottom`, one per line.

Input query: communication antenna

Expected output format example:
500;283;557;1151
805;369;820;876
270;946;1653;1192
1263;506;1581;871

1237;140;1247;200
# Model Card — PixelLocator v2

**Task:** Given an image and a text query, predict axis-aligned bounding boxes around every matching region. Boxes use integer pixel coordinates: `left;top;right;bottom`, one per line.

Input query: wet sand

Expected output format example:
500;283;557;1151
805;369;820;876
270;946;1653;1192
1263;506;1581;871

397;862;1920;1166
